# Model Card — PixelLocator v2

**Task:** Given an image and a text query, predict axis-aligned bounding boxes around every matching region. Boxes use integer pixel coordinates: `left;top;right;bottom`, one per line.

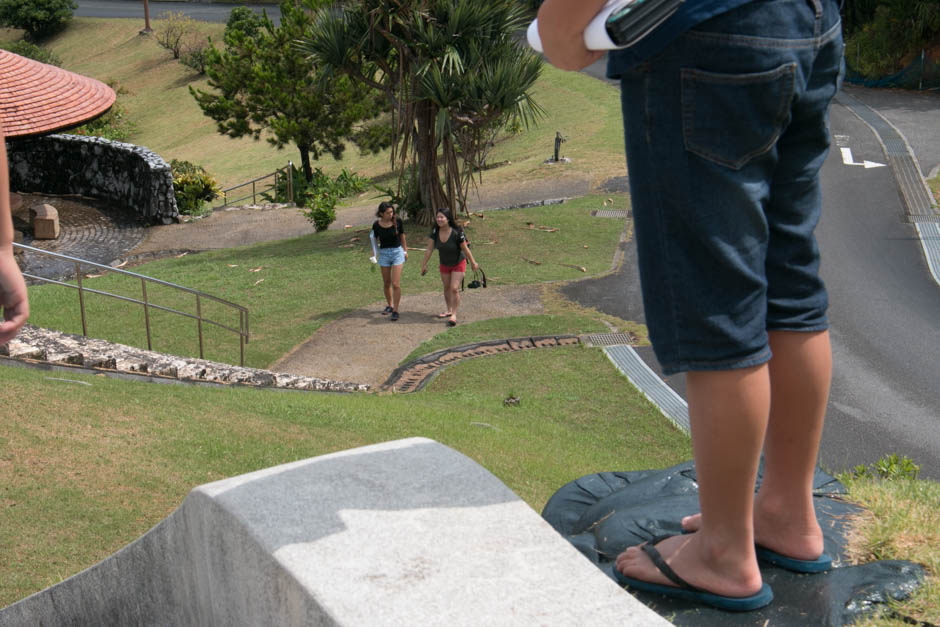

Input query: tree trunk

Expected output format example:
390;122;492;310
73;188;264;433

412;101;448;225
298;145;313;183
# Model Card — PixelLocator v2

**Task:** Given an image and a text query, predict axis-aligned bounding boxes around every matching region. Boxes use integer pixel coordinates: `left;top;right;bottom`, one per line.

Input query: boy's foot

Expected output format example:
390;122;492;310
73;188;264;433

391;311;399;321
681;511;829;572
437;311;452;318
447;315;457;327
615;533;770;612
382;306;393;315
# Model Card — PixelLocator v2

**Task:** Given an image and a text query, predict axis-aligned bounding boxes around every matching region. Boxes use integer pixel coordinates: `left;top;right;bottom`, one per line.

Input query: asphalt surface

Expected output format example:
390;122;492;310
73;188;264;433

567;61;940;479
76;0;281;24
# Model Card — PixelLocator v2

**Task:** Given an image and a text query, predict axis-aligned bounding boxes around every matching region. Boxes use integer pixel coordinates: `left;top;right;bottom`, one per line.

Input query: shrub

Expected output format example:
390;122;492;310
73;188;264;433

170;159;220;216
0;0;76;41
333;168;370;197
266;165;369;205
69;101;137;142
0;40;61;65
375;166;423;222
845;2;940;78
154;11;196;59
852;453;921;480
180;37;209;74
302;192;337;233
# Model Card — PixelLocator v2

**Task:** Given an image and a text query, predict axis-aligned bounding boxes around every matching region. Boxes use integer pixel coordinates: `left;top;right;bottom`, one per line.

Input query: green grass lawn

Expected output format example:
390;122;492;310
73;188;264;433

26;196;628;368
0;348;689;607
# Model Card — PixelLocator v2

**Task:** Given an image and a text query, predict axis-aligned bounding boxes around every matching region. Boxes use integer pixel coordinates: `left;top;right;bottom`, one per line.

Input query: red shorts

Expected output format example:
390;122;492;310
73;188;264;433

439;259;467;274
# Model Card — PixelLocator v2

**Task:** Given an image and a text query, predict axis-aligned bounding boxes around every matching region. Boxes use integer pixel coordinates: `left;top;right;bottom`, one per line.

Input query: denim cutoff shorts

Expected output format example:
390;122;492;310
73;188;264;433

619;0;844;375
378;246;406;267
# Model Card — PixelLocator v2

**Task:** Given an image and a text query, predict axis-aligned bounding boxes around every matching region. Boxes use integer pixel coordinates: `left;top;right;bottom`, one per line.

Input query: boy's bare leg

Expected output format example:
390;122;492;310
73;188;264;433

617;365;769;597
682;330;830;561
754;329;830;558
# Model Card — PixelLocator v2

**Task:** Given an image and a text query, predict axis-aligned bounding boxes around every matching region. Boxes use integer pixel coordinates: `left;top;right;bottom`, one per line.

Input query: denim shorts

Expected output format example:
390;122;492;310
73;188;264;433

378;246;406;267
619;0;844;375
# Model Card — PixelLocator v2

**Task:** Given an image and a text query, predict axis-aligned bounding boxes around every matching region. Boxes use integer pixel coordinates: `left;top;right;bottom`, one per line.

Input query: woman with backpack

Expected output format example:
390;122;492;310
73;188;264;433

420;208;479;327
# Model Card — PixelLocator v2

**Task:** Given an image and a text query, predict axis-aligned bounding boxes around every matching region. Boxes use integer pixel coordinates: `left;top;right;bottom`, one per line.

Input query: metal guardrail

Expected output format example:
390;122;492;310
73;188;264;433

215;161;294;208
14;243;250;366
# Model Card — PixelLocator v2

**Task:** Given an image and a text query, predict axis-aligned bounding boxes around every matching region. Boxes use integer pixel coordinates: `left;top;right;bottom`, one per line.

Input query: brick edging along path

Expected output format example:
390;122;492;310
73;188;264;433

2;326;582;395
383;335;581;393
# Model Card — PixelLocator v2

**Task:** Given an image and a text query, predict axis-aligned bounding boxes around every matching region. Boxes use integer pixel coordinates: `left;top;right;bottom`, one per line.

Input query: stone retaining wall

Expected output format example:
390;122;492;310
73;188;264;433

1;325;369;393
6;134;179;224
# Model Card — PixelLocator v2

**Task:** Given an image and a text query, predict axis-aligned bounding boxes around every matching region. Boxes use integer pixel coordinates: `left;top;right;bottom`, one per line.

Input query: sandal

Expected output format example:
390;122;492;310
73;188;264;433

437;311;452;318
614;534;773;612
447;316;457;327
382;306;394;315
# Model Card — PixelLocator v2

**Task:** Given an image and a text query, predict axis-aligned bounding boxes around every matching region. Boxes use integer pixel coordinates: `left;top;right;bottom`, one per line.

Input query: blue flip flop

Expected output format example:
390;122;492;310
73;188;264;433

681;528;833;574
615;535;774;612
755;545;832;573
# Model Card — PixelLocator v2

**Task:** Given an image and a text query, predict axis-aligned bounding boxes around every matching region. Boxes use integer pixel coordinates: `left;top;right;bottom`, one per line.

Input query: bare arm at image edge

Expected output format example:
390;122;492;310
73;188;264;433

537;0;608;70
0;120;30;345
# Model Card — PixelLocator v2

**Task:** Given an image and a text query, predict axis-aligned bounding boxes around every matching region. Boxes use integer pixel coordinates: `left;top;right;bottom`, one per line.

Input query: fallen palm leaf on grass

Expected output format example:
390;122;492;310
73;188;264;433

523;223;559;232
253;278;264;286
561;263;587;272
522;257;541;265
248;266;263;272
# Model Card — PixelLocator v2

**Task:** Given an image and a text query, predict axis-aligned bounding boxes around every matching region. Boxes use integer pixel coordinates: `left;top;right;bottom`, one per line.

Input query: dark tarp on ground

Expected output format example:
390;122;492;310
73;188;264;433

542;461;925;626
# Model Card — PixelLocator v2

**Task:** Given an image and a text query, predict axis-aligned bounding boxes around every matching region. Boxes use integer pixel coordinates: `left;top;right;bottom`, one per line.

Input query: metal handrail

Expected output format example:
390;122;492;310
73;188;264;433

216;161;294;208
14;243;250;366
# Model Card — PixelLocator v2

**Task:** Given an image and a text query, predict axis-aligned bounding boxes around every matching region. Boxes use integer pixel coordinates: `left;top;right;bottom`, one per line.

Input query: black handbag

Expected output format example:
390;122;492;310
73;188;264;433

467;268;487;289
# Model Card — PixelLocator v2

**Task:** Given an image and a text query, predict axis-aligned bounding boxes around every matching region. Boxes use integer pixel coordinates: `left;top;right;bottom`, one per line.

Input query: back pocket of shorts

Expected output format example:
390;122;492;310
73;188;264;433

682;63;796;170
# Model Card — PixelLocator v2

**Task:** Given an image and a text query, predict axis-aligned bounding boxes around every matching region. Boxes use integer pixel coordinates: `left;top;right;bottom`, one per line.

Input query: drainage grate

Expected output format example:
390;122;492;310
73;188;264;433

890;155;937;217
590;210;630;218
585;333;636;346
835;92;909;155
605;345;690;433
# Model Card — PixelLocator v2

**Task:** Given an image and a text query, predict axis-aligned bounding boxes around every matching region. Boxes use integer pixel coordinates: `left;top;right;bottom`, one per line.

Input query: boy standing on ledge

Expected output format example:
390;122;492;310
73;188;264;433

539;0;843;611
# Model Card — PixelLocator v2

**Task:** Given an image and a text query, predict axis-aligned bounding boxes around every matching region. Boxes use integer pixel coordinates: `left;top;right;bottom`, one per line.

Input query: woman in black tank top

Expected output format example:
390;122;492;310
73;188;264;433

419;208;478;326
370;201;408;321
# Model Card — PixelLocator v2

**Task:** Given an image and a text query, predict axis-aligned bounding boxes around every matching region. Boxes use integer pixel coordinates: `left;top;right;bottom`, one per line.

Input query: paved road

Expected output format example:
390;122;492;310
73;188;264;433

76;0;280;24
570;58;940;480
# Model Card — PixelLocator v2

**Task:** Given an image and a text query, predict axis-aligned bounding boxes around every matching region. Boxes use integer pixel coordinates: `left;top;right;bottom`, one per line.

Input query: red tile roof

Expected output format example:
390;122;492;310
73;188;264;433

0;49;116;138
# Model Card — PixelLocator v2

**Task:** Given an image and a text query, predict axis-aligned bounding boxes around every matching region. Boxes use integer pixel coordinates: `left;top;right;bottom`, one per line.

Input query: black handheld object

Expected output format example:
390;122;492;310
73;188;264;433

605;0;684;48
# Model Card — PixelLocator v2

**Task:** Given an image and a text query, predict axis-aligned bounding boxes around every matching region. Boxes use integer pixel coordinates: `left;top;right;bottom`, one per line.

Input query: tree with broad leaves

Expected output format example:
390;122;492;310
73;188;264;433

0;0;76;41
299;0;543;224
190;0;380;183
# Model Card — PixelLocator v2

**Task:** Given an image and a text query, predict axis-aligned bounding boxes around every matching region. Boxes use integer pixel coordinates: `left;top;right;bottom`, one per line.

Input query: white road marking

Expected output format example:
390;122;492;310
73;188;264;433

841;146;887;169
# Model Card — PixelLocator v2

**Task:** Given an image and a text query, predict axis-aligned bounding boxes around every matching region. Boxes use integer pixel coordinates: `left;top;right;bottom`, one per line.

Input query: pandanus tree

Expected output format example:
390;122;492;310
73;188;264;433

298;0;543;224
